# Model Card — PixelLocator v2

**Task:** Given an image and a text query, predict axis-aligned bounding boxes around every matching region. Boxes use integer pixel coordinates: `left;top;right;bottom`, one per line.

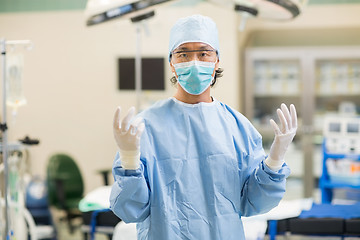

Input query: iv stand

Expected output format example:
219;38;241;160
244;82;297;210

135;23;142;111
0;38;8;240
0;38;32;240
130;11;154;112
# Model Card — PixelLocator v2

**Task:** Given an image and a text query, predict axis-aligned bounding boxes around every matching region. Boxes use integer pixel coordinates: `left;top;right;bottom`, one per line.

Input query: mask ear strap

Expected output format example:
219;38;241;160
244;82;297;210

172;70;179;81
211;60;217;84
211;75;215;85
170;61;177;76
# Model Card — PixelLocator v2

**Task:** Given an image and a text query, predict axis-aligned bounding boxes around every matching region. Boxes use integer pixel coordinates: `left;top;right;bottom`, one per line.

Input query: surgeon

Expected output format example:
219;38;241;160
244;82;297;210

110;15;297;240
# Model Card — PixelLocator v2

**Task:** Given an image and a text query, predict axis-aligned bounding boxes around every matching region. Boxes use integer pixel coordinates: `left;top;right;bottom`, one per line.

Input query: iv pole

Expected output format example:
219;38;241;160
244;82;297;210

0;38;32;240
135;23;142;111
0;38;8;240
130;11;154;112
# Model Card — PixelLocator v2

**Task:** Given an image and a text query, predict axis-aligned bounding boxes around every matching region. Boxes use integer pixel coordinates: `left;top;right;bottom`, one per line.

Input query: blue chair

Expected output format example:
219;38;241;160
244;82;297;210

25;176;56;240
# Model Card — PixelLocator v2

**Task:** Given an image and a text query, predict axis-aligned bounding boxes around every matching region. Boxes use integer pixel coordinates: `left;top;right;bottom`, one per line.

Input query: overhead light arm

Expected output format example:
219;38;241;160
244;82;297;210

85;0;176;26
234;4;258;17
234;0;257;31
259;0;300;19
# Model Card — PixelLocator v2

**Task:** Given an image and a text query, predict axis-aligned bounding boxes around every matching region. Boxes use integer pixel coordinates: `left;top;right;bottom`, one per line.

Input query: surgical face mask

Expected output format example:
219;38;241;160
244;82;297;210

174;60;215;95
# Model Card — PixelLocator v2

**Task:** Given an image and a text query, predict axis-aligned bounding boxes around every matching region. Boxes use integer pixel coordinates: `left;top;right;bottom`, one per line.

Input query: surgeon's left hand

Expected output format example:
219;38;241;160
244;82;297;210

265;103;297;171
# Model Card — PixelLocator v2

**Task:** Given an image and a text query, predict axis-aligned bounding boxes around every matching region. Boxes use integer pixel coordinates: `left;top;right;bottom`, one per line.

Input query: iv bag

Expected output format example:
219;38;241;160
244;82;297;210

6;53;27;109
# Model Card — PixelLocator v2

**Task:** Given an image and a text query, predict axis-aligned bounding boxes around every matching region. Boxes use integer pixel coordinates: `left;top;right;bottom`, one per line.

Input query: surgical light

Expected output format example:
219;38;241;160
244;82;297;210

208;0;306;31
234;0;307;20
235;0;306;30
85;0;177;26
249;0;303;20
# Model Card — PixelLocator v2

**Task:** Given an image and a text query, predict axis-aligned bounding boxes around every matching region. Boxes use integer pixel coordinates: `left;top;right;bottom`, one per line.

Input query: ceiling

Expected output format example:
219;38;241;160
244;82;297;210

1;0;360;13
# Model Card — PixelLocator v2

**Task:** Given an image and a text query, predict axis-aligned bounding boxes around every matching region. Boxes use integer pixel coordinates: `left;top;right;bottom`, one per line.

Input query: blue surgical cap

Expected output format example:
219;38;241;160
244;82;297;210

168;15;220;62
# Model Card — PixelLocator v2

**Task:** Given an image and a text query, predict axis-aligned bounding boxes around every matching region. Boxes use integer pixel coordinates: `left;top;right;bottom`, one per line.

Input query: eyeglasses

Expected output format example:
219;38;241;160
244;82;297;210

171;49;217;63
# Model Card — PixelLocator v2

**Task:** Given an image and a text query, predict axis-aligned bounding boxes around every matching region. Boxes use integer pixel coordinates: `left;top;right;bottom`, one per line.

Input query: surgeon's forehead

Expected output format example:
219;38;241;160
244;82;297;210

174;42;214;51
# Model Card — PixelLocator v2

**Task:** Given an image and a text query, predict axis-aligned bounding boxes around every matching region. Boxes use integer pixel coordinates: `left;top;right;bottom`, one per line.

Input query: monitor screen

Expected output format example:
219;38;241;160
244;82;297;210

347;123;359;133
329;122;341;133
118;57;165;90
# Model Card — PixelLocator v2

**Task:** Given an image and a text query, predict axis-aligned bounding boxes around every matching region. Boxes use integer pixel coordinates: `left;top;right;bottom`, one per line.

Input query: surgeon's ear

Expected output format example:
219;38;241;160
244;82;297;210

170;61;175;73
215;58;220;70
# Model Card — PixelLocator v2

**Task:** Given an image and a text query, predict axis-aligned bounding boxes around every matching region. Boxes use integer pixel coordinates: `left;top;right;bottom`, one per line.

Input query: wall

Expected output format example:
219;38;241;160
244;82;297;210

0;2;239;193
237;3;360;108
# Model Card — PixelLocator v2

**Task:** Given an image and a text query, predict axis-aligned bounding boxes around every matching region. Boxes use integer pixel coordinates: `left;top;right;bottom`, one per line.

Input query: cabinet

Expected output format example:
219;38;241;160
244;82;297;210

244;47;360;198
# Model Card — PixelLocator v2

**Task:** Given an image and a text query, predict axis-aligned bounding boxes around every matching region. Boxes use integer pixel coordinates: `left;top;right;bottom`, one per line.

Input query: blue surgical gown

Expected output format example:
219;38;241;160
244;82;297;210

110;97;290;240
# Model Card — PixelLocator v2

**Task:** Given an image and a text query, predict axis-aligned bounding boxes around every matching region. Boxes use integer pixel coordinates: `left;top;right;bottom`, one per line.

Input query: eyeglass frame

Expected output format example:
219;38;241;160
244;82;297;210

170;49;218;63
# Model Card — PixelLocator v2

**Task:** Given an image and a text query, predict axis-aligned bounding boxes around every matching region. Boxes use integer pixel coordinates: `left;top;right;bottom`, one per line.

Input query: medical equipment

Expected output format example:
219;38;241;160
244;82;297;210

339;101;357;116
78;186;120;240
206;0;307;31
267;202;360;239
323;116;360;184
81;209;121;240
320;116;360;204
84;0;177;26
6;51;27;117
1;38;32;240
326;158;360;185
323;117;360;154
0;147;38;240
85;0;305;27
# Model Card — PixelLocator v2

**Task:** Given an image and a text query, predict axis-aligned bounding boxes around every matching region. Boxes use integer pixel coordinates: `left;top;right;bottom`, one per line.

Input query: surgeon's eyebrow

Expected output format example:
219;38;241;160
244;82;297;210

198;45;214;50
174;47;215;53
173;49;215;54
175;45;214;52
175;46;190;52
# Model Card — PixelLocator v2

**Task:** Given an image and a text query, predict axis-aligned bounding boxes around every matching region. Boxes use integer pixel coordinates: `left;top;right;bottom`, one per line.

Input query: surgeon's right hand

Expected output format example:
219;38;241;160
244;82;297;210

113;106;145;170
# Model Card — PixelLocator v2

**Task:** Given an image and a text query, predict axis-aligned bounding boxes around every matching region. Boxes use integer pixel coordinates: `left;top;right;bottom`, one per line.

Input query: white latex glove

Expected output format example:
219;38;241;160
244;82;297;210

113;106;145;170
265;103;297;171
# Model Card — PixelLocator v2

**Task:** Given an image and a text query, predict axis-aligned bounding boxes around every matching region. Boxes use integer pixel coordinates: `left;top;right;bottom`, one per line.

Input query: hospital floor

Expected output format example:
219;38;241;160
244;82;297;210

55;218;108;240
55;178;359;240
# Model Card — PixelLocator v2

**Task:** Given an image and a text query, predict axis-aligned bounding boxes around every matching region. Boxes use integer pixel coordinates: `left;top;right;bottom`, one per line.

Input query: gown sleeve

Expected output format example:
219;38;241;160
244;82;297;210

109;128;152;223
240;136;291;217
222;103;291;217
